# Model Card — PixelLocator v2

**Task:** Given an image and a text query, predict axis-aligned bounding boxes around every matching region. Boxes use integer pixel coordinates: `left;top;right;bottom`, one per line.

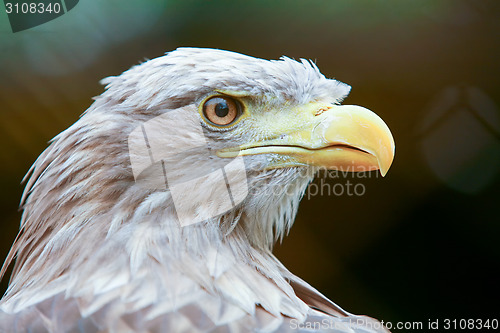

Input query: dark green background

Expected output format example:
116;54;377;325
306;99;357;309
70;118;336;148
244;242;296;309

0;1;499;330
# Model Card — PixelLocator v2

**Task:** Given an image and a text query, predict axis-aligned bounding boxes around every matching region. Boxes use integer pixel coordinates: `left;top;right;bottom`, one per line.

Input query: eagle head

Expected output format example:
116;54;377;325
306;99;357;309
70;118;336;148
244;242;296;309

0;48;394;332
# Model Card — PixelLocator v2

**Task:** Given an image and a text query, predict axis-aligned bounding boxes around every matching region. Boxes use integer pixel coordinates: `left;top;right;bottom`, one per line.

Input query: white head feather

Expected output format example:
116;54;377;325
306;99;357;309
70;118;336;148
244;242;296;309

0;48;387;332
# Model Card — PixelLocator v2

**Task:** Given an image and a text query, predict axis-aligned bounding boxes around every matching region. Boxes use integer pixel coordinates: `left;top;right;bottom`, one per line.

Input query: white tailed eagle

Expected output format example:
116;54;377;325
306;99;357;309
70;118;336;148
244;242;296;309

0;48;394;332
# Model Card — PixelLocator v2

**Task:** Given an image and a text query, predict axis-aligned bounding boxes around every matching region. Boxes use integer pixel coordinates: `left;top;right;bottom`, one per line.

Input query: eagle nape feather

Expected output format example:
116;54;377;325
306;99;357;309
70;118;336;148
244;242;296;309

0;48;394;333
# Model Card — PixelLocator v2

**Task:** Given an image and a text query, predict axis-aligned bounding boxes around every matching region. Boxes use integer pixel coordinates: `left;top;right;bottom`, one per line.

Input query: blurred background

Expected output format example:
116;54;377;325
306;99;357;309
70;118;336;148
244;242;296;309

0;0;499;330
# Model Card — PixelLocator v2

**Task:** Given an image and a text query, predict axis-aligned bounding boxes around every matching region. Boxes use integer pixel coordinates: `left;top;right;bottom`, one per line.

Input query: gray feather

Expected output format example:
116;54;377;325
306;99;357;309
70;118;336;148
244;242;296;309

0;48;387;333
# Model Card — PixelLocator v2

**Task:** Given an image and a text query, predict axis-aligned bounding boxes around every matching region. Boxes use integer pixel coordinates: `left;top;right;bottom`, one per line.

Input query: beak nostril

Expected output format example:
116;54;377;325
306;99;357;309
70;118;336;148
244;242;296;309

314;105;332;116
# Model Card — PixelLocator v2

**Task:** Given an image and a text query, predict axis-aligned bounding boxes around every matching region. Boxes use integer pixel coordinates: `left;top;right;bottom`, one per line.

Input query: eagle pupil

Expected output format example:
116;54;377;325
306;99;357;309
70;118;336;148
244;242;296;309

215;102;229;117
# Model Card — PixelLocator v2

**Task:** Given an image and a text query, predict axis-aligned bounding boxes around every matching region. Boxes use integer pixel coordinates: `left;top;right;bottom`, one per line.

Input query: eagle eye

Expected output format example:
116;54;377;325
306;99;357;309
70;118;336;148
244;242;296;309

202;96;241;127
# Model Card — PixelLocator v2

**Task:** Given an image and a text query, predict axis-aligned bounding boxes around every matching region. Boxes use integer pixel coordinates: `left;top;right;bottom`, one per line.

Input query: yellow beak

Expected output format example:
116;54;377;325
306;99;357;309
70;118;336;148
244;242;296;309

218;105;395;176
